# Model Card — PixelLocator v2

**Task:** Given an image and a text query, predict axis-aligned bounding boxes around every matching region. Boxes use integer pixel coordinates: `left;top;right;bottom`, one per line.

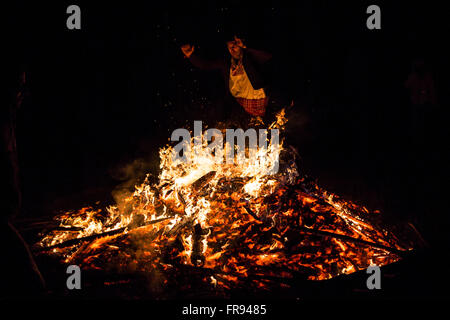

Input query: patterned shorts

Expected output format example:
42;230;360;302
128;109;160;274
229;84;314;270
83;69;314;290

235;97;269;117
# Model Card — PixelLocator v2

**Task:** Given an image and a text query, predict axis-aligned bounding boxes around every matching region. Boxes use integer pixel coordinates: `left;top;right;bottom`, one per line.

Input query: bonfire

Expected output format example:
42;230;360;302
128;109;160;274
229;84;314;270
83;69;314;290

35;108;415;296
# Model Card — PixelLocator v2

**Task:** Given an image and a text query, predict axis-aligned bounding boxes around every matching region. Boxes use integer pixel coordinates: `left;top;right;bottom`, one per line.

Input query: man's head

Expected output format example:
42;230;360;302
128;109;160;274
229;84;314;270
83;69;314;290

226;40;243;60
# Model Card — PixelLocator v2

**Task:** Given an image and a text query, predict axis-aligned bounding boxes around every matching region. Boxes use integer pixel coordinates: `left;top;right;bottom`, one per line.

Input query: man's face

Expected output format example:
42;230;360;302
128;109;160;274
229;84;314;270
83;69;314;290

227;41;242;59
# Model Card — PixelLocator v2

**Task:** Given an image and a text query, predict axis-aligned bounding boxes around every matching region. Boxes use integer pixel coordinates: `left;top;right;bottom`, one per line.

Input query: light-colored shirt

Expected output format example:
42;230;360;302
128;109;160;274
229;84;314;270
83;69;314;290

229;63;266;100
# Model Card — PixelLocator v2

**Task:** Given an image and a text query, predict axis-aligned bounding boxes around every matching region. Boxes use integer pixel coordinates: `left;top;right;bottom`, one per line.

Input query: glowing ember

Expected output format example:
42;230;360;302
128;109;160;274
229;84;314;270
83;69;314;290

36;109;413;292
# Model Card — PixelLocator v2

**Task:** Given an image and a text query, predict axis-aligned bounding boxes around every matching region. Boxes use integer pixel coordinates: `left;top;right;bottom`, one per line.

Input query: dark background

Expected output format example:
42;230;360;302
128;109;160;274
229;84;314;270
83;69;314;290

4;0;449;298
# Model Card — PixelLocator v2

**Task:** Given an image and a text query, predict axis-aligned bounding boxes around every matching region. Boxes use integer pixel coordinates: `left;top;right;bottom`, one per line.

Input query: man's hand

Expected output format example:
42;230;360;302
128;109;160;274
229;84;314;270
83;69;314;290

234;36;246;49
181;44;195;58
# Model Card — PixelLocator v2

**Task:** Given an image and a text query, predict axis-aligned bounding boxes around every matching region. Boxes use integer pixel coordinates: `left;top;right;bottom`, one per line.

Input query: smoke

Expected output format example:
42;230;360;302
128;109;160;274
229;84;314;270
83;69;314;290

108;158;156;211
284;102;313;146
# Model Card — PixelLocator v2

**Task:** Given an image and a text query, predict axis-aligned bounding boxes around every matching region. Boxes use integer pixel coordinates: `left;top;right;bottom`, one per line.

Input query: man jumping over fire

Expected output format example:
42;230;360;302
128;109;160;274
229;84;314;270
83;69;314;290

181;36;273;123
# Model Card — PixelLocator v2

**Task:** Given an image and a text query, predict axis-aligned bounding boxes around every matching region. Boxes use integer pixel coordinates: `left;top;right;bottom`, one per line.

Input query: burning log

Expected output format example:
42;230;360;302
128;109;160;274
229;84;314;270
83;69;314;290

165;215;195;237
40;227;128;251
244;203;266;222
296;227;407;256
39;217;171;251
192;171;216;191
191;223;208;267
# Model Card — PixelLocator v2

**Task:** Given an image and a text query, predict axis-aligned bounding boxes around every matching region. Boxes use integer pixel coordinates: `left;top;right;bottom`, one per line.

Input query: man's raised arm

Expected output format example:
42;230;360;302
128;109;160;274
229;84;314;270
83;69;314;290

233;36;272;64
181;44;223;70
